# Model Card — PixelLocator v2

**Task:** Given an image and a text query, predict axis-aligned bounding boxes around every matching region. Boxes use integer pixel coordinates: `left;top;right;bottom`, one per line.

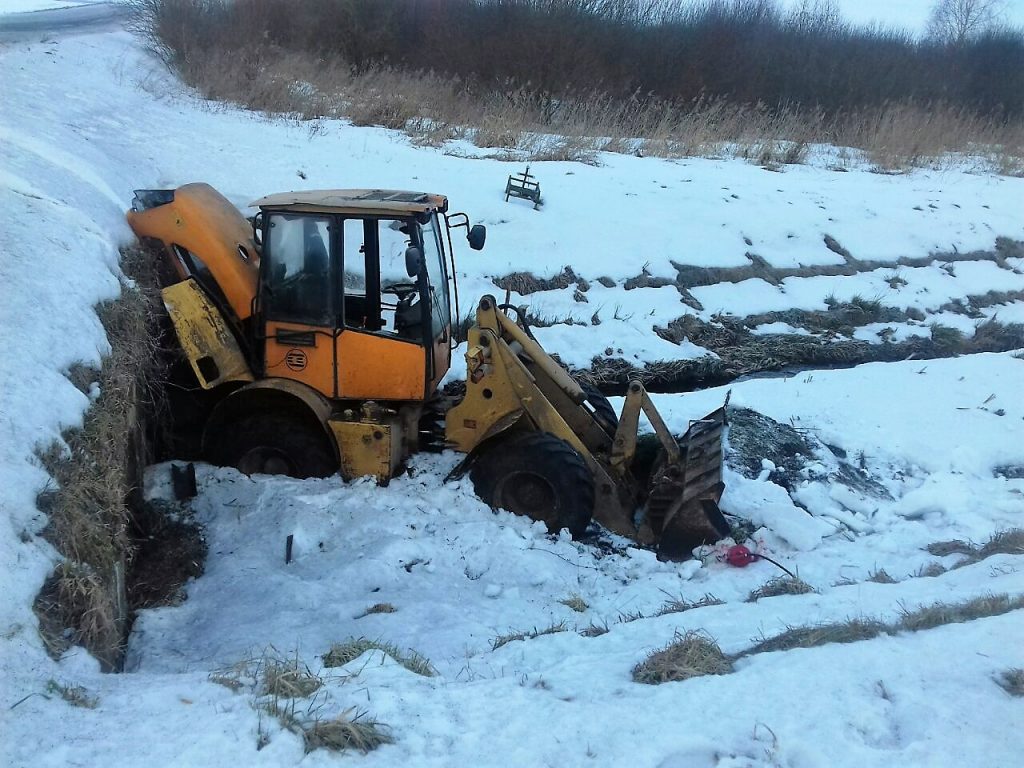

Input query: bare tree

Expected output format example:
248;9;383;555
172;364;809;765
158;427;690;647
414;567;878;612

927;0;1006;45
788;1;846;35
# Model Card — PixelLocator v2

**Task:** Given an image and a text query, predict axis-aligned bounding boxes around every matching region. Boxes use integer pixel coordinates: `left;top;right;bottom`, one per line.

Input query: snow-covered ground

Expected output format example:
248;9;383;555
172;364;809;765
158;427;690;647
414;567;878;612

1;20;1023;768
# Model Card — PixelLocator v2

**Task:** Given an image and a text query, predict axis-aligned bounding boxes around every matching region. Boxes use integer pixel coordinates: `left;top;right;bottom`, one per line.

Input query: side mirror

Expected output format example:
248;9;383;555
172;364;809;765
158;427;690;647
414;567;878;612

405;245;424;277
467;224;486;251
252;212;263;246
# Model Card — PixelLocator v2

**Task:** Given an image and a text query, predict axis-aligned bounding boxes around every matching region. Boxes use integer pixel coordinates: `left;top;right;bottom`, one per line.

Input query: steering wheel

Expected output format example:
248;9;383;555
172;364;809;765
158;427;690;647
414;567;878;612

382;282;419;301
384;282;423;337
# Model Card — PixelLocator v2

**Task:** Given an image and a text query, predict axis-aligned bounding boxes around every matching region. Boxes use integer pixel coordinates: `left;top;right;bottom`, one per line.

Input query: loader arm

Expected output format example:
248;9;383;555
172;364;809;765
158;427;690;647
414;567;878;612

447;296;730;558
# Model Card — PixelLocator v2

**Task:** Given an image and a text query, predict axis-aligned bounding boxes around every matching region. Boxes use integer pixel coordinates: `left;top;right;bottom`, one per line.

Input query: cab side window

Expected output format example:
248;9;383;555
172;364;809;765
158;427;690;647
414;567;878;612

265;214;332;326
341;218;422;340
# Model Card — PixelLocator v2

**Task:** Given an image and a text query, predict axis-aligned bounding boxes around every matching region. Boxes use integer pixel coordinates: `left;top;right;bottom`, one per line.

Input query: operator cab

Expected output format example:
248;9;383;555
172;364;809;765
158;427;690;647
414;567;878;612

251;189;485;401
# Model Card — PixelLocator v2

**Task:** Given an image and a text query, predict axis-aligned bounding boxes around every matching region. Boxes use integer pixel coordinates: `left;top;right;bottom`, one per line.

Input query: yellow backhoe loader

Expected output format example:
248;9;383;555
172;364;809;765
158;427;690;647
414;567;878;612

127;183;729;559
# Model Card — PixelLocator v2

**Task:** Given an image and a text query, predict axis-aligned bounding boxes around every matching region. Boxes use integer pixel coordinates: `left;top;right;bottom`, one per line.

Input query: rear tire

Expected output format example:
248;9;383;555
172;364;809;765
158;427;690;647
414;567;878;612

470;432;594;537
209;413;335;479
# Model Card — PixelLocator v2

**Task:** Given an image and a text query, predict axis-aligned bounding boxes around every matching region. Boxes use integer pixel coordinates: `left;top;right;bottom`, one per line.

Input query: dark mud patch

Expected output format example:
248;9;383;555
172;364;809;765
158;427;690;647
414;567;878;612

128;497;206;610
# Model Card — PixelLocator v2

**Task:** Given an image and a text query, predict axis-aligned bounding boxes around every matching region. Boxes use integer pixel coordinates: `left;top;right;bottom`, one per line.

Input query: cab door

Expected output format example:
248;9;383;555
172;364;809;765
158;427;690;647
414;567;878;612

335;217;427;401
420;213;453;392
260;213;338;397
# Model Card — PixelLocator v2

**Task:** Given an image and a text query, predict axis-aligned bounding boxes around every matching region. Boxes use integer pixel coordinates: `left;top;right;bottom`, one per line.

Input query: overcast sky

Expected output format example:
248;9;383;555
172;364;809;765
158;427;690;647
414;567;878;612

778;0;1024;34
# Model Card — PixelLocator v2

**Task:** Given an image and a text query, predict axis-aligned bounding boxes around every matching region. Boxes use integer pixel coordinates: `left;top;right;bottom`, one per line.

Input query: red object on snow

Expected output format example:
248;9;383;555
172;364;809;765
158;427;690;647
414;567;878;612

725;544;758;567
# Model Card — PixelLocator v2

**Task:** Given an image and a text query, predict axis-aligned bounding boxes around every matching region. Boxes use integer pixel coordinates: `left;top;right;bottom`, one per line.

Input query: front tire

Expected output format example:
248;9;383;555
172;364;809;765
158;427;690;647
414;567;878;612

208;413;335;479
470;432;595;537
581;382;618;434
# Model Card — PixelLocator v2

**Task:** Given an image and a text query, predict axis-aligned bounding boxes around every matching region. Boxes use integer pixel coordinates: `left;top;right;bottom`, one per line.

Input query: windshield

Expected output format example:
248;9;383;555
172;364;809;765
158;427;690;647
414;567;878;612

420;213;450;338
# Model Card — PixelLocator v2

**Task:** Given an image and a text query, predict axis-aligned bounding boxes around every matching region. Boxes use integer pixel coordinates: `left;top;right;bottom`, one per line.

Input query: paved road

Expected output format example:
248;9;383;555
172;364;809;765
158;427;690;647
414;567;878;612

0;3;127;43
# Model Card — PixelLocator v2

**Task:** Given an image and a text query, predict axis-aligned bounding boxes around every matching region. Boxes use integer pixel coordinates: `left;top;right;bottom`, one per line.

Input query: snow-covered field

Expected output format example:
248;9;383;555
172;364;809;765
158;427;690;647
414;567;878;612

1;17;1023;768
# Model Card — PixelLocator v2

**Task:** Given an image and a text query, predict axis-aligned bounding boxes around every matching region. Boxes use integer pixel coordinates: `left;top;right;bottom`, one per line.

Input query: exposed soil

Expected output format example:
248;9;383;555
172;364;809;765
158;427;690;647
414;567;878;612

497;241;1024;396
726;406;890;500
580;312;1023;395
128;497;206;611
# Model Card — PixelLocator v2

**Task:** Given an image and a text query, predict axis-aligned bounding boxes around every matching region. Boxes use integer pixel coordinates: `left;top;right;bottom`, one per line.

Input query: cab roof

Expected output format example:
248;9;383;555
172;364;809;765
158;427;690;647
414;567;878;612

251;189;448;216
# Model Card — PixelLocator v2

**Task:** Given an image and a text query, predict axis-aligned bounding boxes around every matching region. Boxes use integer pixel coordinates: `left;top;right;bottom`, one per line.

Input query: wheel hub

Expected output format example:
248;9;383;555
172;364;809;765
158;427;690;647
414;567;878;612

237;447;294;476
495;471;558;525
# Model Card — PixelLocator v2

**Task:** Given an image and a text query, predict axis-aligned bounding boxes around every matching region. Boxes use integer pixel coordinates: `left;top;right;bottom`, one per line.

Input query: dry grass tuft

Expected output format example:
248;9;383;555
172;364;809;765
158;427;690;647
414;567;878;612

303;709;393;754
323;638;436;677
493;266;585;296
473;115;523;149
263;658;323;699
747;576;815;602
979;529;1024;558
996;668;1024;697
616;608;646;624
897;594;1024;632
926;539;974;556
559;594;589;613
579;621;609;638
47;679;99;709
526;134;600;165
209;673;246;692
207;657;261;693
915;562;948;578
656;593;724;616
631;630;733;684
929;323;966;350
355;602;397;619
34;563;120;666
925;529;1024;569
348;93;417;130
744;619;887;655
491;621;568;651
867;569;898;584
210;650;394;753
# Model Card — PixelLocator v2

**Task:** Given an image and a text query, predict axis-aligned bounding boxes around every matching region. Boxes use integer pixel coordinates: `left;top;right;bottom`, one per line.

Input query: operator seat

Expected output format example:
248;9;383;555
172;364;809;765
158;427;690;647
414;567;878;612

301;233;330;325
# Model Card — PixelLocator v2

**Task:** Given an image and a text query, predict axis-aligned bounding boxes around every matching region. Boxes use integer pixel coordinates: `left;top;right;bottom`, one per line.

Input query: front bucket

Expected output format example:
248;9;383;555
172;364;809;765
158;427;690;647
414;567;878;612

656;497;731;561
643;407;730;560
